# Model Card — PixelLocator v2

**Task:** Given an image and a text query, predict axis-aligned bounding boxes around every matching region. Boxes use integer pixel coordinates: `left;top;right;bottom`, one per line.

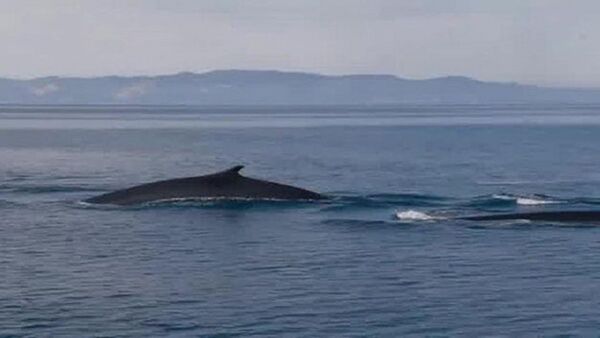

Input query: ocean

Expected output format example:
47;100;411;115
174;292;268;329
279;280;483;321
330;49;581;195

2;104;600;336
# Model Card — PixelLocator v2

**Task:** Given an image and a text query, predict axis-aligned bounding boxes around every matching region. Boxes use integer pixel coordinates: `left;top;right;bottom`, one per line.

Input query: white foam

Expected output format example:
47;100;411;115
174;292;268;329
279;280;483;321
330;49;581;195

492;194;515;200
150;196;299;203
516;197;560;206
395;209;437;221
492;194;560;206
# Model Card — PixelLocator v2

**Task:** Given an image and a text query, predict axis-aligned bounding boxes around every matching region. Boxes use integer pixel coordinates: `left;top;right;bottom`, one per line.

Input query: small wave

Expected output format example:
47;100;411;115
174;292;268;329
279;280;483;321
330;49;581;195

478;180;535;186
366;193;448;202
321;193;450;211
0;184;102;194
394;209;439;221
573;197;600;205
0;199;22;208
461;194;518;209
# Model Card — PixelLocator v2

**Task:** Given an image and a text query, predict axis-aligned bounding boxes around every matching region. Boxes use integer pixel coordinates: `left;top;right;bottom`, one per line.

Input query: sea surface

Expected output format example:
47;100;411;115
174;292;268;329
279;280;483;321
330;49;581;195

2;104;600;336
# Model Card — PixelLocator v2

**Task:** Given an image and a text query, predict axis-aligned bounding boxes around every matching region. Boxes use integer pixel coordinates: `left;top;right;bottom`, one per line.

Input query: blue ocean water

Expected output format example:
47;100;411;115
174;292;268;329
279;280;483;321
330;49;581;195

1;104;600;336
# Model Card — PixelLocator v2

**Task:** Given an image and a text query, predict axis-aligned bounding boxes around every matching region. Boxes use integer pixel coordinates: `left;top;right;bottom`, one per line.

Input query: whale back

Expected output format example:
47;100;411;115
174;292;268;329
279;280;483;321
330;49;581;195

85;165;324;205
463;211;600;222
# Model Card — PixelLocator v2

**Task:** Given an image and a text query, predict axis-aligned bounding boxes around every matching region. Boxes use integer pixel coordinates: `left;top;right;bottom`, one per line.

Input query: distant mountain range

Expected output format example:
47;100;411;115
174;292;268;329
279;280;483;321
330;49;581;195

1;70;599;105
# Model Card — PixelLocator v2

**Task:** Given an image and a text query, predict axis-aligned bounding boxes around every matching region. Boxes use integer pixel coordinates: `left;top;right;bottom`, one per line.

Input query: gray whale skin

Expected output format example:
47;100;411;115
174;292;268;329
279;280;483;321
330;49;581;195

462;211;600;223
85;165;325;205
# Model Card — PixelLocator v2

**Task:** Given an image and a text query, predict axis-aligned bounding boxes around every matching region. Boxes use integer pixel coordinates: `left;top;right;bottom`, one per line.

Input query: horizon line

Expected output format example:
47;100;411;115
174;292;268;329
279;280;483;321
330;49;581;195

2;68;599;90
0;68;588;90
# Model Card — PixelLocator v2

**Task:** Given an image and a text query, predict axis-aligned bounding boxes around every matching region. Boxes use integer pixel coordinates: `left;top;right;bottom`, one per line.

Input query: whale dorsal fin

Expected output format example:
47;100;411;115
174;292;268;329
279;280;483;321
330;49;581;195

219;165;244;176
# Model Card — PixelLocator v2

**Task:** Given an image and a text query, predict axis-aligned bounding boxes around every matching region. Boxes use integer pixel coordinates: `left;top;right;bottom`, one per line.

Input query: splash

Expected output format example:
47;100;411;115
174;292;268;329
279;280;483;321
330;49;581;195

394;209;438;221
491;194;561;206
516;197;560;206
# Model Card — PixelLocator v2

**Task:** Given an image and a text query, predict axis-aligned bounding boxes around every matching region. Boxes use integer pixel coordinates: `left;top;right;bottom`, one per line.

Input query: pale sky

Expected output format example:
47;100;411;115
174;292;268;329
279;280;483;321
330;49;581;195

1;0;599;86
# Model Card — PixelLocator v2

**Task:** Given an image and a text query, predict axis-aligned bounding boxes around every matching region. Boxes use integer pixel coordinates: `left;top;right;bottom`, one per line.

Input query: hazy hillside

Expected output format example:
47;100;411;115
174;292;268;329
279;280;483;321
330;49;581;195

1;70;599;105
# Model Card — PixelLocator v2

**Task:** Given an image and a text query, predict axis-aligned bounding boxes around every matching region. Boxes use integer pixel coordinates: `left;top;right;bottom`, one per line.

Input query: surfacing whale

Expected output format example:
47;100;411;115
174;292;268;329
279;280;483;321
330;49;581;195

85;165;325;205
462;211;600;223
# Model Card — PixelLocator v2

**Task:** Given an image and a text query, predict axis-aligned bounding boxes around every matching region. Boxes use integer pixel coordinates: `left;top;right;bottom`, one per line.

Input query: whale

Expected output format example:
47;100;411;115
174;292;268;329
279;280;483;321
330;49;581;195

461;210;600;223
85;165;325;205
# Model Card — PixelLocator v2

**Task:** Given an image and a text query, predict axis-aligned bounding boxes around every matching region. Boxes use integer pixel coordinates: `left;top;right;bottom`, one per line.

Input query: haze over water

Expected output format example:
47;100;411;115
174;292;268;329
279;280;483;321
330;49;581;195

2;104;600;336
